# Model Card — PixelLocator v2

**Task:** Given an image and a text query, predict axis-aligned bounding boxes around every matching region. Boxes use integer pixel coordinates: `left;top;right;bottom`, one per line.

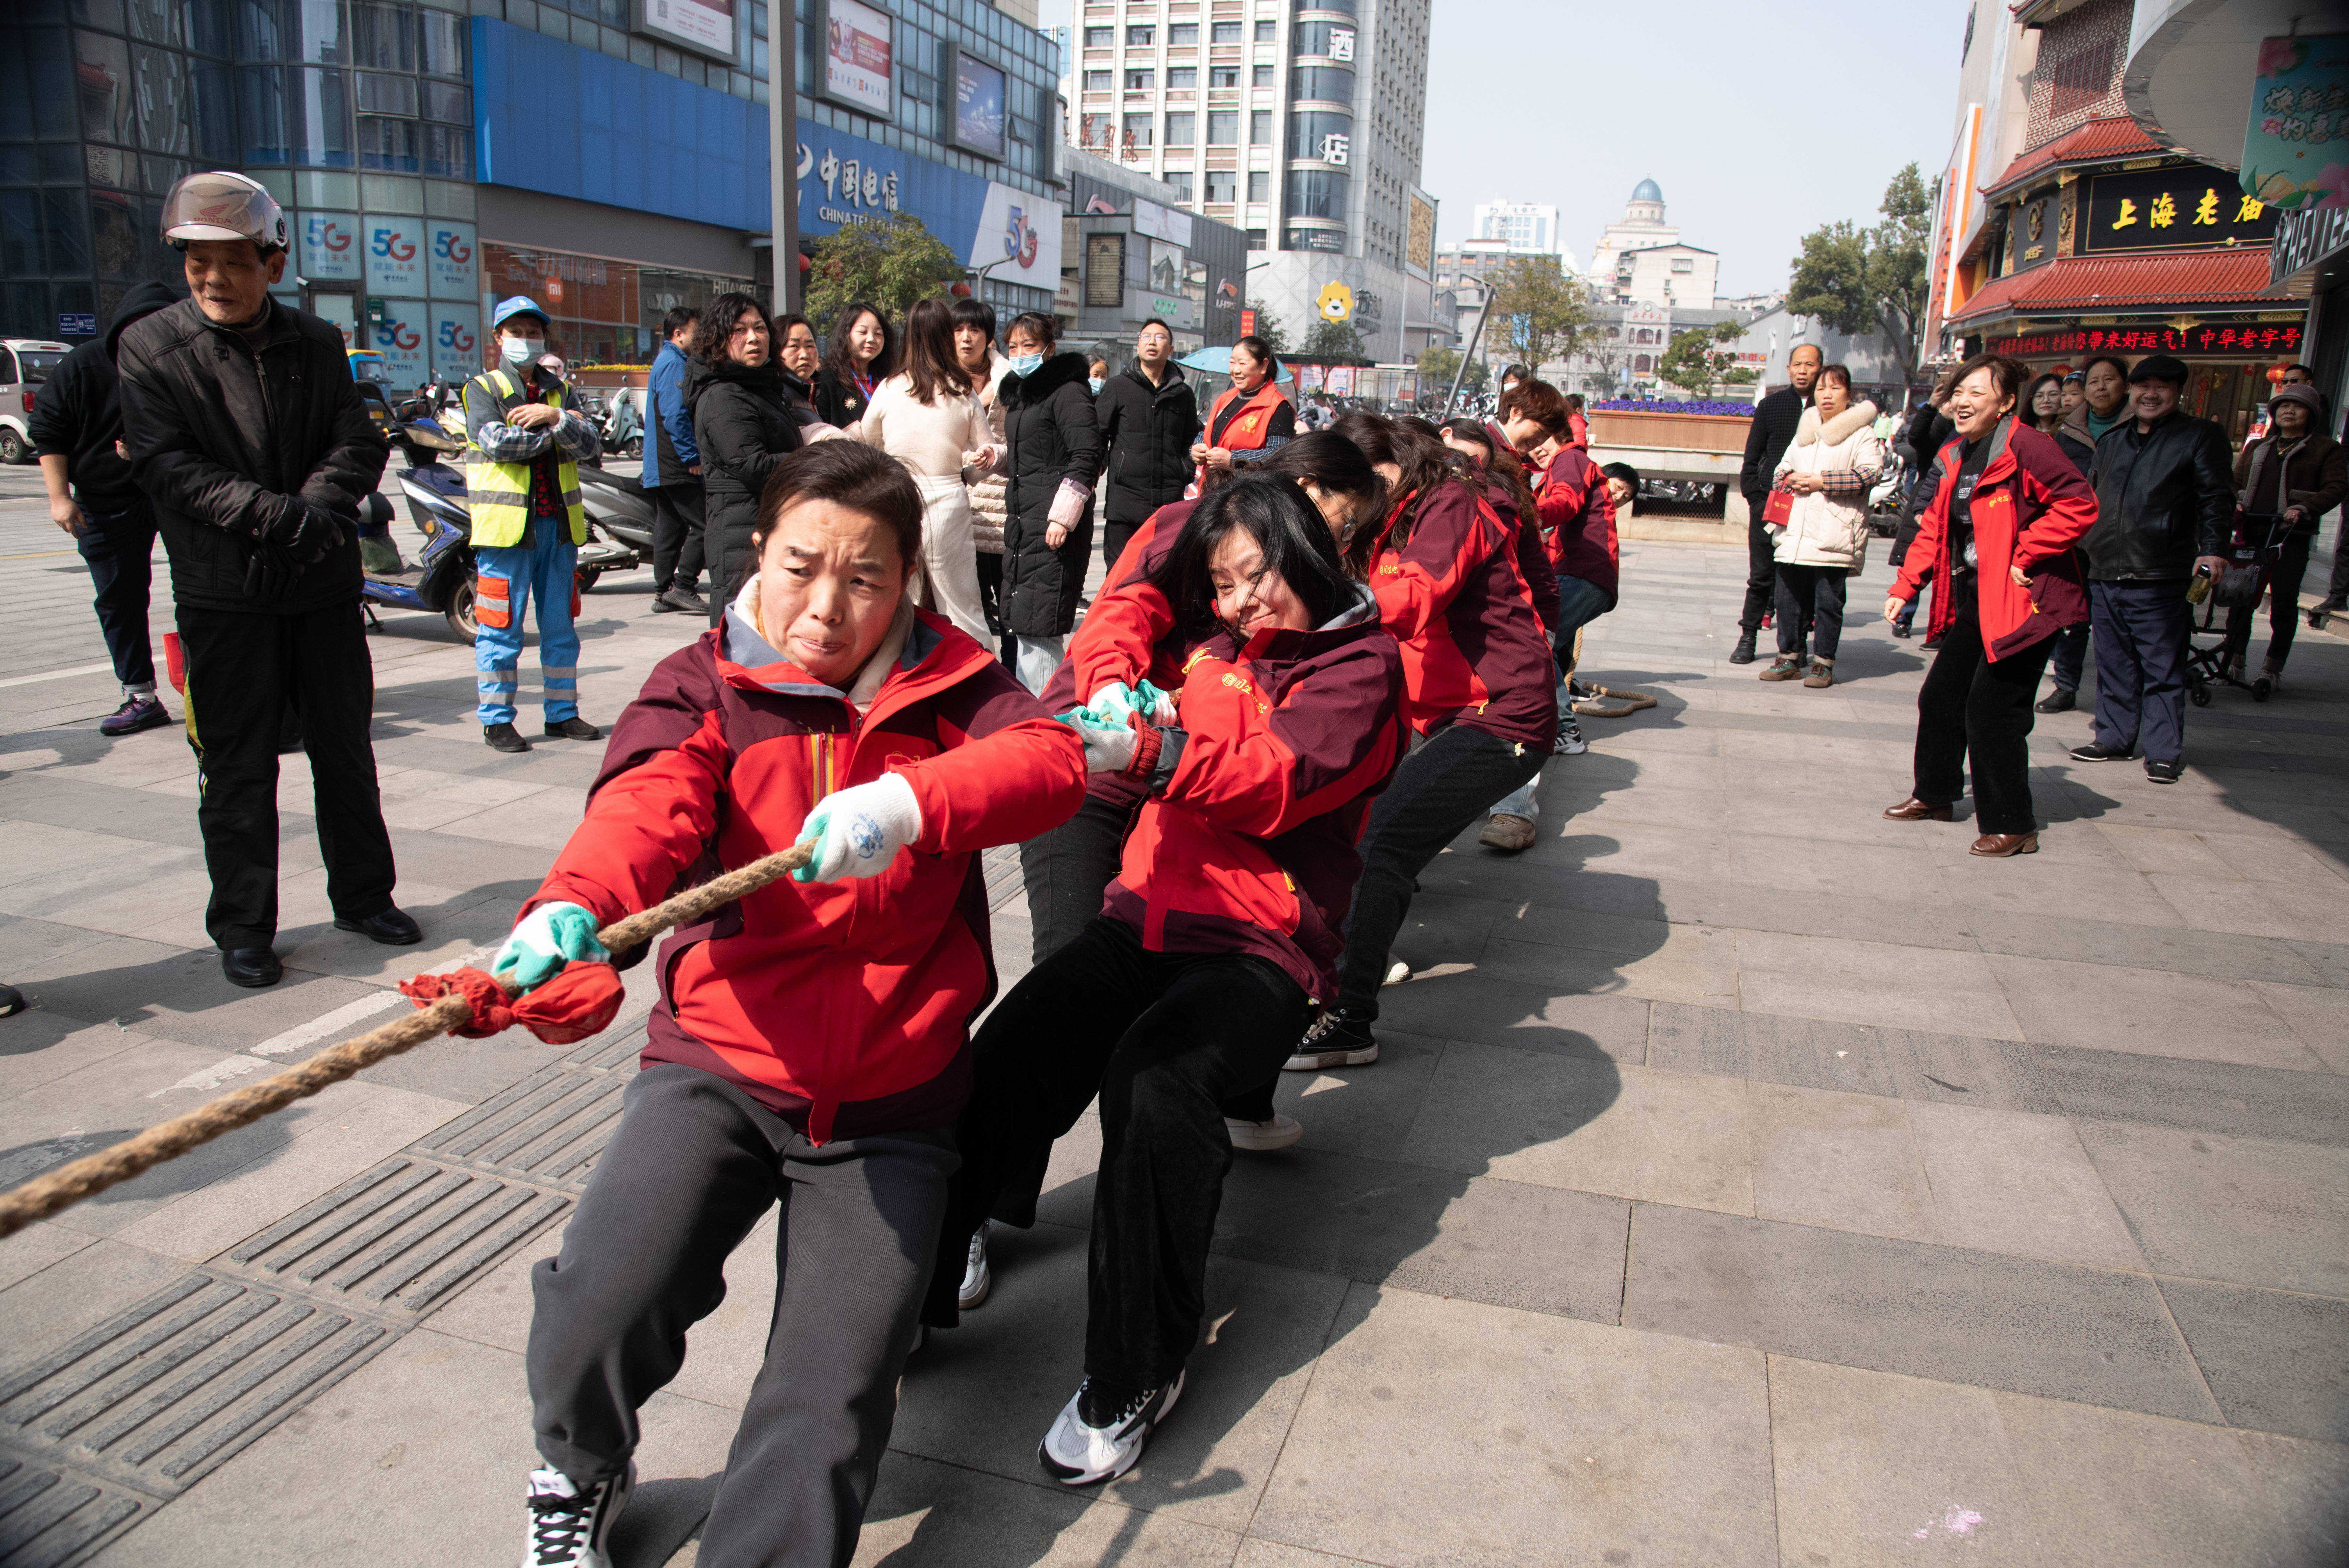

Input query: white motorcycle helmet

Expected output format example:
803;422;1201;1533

159;170;289;255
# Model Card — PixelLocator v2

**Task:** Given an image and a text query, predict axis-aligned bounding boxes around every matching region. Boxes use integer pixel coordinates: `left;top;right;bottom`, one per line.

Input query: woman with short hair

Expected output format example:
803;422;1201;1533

811;301;895;428
858;297;998;644
686;292;810;628
998;311;1101;691
1761;363;1882;689
2023;373;2066;437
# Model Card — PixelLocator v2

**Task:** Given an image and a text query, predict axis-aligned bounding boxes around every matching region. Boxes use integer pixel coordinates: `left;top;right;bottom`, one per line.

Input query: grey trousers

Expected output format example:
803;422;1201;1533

526;1064;957;1568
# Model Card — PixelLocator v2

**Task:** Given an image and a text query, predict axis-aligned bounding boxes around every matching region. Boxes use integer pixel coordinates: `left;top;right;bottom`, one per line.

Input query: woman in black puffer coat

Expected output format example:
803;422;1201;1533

997;312;1101;692
685;291;807;626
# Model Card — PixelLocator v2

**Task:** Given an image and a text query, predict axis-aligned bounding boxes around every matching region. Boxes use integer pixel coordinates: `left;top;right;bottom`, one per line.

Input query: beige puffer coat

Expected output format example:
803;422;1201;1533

968;353;1009;556
1770;400;1883;571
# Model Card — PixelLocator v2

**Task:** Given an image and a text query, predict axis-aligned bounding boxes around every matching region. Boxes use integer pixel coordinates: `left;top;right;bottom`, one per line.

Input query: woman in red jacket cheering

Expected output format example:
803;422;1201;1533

922;476;1403;1486
499;440;1085;1568
1882;353;2097;856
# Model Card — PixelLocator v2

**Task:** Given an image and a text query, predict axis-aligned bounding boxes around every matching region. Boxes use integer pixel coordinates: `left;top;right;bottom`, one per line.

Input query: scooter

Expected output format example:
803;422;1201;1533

1866;452;1909;537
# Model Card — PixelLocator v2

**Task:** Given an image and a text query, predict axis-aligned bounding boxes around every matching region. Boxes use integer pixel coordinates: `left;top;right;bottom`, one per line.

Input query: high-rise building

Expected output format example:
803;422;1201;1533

1062;0;1434;362
1470;201;1567;262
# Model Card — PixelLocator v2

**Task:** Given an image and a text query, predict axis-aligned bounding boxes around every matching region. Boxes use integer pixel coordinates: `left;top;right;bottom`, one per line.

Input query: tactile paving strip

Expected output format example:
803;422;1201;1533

0;1453;148;1568
409;1064;629;1189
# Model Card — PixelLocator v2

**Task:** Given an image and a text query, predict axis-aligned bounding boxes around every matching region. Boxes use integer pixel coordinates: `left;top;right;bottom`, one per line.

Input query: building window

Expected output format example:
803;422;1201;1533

1247;169;1269;202
1168;66;1196;87
1249;110;1271;144
1169;22;1198;45
1246;226;1266;250
1079;113;1116;150
1205;169;1237;204
1123;112;1154;148
1670;256;1693;273
1253;64;1274;86
1167;170;1195;201
1165;111;1196;144
1211;21;1241;43
1209;65;1239;87
1084;26;1114;46
1254;20;1276;41
1207;109;1237;144
1084;70;1112;90
1125;68;1154;90
1127;24;1155;45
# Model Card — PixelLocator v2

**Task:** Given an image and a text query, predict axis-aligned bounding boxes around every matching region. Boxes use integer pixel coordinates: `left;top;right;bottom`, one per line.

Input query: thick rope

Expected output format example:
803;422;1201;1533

0;841;815;1240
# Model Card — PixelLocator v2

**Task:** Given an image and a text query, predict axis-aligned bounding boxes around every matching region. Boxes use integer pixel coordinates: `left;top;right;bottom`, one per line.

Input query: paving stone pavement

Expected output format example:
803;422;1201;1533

0;461;2345;1567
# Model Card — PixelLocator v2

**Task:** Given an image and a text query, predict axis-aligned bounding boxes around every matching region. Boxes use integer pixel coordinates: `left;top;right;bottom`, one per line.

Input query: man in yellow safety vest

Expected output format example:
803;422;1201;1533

463;295;602;752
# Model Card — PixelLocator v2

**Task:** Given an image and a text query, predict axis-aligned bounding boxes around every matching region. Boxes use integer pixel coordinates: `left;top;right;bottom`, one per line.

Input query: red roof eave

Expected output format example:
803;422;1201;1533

1948;248;2291;325
1979;116;2165;201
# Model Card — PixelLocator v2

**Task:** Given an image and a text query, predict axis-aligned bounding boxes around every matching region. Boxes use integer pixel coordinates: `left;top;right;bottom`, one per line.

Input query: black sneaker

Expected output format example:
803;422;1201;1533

522;1464;633;1568
2145;759;2183;784
1;983;25;1018
1728;629;1759;665
2069;741;2135;763
1286;1010;1378;1071
1919;635;1943;652
99;695;171;737
1038;1372;1184;1486
544;716;603;741
657;584;708;615
485;722;531;754
2034;687;2076;714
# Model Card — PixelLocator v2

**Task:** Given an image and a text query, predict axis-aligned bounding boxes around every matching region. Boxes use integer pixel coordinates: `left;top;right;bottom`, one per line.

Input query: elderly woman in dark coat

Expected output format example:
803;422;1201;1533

996;311;1101;693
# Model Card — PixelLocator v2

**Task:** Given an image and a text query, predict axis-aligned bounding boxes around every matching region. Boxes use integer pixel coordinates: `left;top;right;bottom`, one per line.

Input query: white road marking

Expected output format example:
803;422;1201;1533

0;661;115;689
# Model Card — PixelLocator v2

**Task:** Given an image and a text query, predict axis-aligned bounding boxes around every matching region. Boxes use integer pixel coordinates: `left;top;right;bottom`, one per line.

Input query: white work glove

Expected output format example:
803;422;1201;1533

1056;706;1141;773
791;772;923;883
1086;679;1178;727
1047;478;1091;530
494;902;611;994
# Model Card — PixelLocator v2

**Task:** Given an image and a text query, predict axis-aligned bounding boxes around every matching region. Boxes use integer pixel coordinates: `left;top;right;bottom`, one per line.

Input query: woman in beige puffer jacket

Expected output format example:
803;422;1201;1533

1763;363;1883;688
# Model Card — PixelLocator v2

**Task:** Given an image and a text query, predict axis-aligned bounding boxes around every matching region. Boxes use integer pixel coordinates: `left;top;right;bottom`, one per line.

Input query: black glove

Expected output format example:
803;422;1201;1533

243;541;305;604
264;500;343;565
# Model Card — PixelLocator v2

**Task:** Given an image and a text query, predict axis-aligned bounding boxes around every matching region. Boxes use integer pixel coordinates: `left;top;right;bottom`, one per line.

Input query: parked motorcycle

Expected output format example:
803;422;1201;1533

1866;451;1909;538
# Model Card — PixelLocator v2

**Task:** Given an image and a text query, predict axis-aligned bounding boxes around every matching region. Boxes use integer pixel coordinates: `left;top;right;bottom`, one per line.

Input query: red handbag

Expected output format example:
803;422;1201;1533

1762;488;1793;526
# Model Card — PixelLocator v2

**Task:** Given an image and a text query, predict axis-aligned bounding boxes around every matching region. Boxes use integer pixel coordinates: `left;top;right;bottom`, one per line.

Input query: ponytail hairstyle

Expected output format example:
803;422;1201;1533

1230;334;1280;385
1145;474;1355;641
1330;410;1465;574
1255;429;1388;572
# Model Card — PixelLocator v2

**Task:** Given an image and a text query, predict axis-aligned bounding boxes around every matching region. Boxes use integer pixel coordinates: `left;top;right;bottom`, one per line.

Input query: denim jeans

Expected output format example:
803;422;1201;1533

1773;564;1846;661
75;497;159;694
1493;574;1609;820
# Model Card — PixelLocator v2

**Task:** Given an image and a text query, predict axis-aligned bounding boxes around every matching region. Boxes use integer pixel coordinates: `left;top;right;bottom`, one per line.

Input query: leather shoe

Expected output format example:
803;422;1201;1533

1882;796;1953;822
334;907;423;945
223;947;283;988
544;716;603;741
484;722;530;754
1728;630;1758;665
2034;686;2075;713
1969;832;2039;857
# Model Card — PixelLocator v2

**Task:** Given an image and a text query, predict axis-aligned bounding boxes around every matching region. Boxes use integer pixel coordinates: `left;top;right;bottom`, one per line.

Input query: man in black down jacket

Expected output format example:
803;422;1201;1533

2071;354;2232;783
118;171;417;989
1092;320;1198;572
30;279;184;737
1734;344;1820;662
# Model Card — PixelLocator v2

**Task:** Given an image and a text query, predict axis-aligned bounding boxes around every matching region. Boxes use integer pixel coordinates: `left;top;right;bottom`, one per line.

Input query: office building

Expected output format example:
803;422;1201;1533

1060;143;1247;358
1470;200;1569;267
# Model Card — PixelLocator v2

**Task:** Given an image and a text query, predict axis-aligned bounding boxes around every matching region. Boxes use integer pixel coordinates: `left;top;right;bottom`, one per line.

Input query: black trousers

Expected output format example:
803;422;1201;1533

1912;606;2056;836
921;918;1306;1391
178;601;397;949
1773;563;1847;661
2221;529;2313;670
75;497;158;691
648;481;706;595
1336;723;1545;1019
1102;517;1143;578
975;549;1005;635
528;1065;956;1568
1740;502;1777;631
708;517;754;628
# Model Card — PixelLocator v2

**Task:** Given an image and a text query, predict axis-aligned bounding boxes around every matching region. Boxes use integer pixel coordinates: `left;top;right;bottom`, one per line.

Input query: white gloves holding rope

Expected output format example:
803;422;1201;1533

1057;680;1180;774
791;772;923;882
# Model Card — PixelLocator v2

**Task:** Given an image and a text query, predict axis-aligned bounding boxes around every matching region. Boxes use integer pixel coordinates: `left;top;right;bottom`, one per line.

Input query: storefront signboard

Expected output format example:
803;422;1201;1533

820;0;893;119
2081;166;2279;254
1993;322;2303;357
301;212;362;284
364;214;428;298
2240;34;2349;213
793;123;1061;293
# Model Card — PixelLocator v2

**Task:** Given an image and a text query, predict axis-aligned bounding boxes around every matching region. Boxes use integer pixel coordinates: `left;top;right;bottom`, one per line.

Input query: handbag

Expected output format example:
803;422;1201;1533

1761;488;1792;526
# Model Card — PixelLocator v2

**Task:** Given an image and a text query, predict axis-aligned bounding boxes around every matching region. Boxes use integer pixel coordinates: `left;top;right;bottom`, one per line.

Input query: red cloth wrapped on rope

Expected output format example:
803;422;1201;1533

399;960;622;1045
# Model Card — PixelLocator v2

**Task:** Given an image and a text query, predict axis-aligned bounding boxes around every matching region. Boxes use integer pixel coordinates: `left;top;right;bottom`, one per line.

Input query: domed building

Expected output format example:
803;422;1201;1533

1586;178;1718;310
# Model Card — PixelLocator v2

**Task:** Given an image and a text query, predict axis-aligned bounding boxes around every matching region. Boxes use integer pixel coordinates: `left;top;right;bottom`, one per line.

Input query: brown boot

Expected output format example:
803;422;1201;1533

1883;796;1953;822
1968;832;2039;857
1802;659;1834;688
1757;654;1803;681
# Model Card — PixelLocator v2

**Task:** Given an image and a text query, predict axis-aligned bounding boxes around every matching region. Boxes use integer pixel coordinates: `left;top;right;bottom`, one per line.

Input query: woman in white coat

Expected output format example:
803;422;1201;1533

858;297;999;643
1762;364;1882;689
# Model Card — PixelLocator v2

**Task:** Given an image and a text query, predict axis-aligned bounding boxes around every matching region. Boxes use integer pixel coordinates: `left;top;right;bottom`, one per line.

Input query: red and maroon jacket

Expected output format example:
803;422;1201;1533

1479;433;1560;633
1368;479;1559;748
526;609;1086;1142
1103;584;1404;1000
1538;445;1620;606
1893;417;2096;661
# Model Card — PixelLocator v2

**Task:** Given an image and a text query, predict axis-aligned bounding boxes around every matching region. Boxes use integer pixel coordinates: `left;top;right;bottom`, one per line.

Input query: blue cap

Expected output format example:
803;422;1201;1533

491;295;550;331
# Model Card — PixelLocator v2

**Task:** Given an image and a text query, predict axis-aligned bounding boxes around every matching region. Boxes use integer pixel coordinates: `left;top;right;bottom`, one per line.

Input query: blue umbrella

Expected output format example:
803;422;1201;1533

1177;347;1293;383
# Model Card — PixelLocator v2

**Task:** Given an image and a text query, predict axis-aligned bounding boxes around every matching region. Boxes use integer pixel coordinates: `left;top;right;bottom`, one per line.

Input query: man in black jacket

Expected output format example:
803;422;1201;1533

1091;319;1198;571
30;279;184;737
118;171;418;988
2071;354;2232;784
1734;344;1820;662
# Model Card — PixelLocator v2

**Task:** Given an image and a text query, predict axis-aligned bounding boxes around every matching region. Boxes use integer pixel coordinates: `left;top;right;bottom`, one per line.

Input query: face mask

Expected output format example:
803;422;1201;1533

501;335;544;367
1009;353;1044;378
1089;377;1104;394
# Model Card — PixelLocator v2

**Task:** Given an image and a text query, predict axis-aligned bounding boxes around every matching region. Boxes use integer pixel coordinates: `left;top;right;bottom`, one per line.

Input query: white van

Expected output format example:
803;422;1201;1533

1;339;74;464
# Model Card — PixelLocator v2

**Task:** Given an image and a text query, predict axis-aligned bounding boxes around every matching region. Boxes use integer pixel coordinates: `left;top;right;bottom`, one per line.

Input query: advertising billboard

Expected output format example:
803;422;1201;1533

430;302;482;382
2241;34;2349;214
822;0;893;118
364;214;427;298
428;220;476;300
371;300;431;386
634;0;737;66
301;211;362;284
952;50;1007;160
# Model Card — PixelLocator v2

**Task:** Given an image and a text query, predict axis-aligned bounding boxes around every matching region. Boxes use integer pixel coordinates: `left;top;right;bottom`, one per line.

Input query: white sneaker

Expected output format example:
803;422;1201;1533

1383;959;1412;986
1038;1372;1185;1486
1225;1114;1302;1152
959;1221;991;1310
522;1463;633;1568
1554;717;1588;755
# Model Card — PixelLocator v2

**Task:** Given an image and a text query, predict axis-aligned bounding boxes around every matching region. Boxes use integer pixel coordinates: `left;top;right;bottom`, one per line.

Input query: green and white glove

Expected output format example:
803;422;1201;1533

792;772;923;883
494;902;611;994
1055;704;1141;773
1086;679;1178;727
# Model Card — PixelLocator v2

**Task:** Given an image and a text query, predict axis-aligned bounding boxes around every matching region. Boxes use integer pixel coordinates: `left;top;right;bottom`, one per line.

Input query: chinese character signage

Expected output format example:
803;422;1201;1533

301;212;362;283
2241;34;2349;213
428;220;476;301
364;214;427;297
1992;323;2304;358
2083;167;2279;254
370;301;431;386
820;0;893;119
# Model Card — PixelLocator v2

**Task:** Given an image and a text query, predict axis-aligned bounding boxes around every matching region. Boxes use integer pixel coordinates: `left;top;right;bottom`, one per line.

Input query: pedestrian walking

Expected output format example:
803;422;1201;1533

2221;382;2342;688
642;305;709;617
857;297;998;644
2070;354;2233;783
1292;413;1555;1070
30;279;182;736
686;292;811;631
950;299;1011;638
810;302;893;428
116;171;418;988
2034;354;2127;711
463;296;604;754
1093;319;1199;573
1880;354;2097;855
921;476;1402;1487
1759;365;1882;690
1191;336;1293;486
997;312;1100;693
503;439;1085;1568
1734;344;1821;662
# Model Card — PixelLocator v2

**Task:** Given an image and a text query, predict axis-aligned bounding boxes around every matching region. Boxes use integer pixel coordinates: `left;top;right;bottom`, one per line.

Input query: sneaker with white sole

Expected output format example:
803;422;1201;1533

1285;1011;1379;1071
959;1221;991;1310
1225;1113;1302;1152
522;1463;633;1568
1039;1372;1185;1486
1553;716;1587;755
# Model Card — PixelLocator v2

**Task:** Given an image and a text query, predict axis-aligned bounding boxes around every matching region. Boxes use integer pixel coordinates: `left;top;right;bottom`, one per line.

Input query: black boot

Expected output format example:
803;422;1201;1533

1729;628;1759;665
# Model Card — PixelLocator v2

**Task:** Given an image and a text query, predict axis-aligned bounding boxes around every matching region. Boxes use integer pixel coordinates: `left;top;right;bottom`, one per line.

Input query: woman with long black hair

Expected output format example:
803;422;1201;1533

998;311;1101;692
858;297;997;643
1190;335;1294;486
810;301;895;428
921;475;1403;1487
